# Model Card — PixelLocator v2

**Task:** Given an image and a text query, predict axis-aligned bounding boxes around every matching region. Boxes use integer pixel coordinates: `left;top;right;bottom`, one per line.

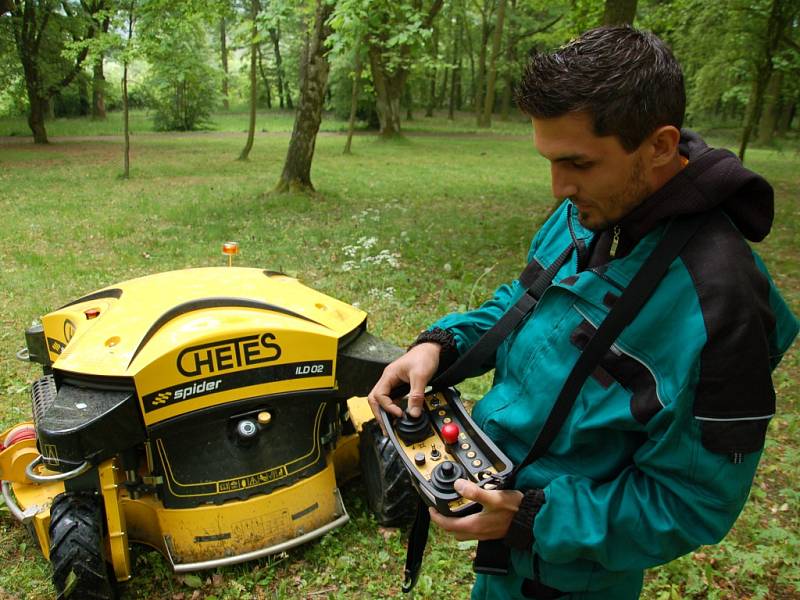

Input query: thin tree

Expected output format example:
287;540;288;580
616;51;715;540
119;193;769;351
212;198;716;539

343;42;363;155
220;17;230;110
239;0;259;161
274;0;334;193
478;0;506;127
122;0;135;178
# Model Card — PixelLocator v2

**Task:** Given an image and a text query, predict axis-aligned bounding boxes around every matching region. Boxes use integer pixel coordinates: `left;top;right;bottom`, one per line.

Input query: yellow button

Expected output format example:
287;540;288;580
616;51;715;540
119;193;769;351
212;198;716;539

258;411;272;425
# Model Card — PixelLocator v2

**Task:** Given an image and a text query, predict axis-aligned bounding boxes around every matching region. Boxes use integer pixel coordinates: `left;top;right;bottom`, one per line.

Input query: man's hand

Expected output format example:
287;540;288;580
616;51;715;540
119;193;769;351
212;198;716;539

367;342;441;428
429;479;524;541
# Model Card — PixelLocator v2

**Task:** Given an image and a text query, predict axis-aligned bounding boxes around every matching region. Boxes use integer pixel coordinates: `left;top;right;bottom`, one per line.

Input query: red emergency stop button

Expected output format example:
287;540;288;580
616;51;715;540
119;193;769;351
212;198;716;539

441;422;460;445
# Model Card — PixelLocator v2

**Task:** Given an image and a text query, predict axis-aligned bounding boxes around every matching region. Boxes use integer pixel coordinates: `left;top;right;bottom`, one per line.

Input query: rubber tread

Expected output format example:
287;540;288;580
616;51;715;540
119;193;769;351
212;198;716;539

49;492;116;600
359;420;415;527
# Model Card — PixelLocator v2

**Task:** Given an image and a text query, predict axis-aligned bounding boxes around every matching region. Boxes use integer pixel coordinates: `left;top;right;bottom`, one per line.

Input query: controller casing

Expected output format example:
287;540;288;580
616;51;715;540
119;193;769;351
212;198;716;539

380;387;513;516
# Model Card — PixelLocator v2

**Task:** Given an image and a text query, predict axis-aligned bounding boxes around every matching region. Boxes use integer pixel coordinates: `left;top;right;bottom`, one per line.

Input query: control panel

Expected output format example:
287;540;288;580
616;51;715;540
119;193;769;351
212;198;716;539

380;387;513;517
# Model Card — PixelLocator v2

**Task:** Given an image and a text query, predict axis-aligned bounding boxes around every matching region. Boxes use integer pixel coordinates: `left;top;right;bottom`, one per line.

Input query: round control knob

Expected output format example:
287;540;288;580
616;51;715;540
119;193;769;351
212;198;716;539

430;460;465;493
441;422;460;445
236;419;258;443
395;410;432;444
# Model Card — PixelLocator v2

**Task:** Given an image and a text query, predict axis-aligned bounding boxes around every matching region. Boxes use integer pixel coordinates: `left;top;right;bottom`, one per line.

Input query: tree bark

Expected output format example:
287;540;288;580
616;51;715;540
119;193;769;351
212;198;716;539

449;8;463;120
756;69;782;145
478;0;506;127
122;1;134;179
739;0;790;161
274;0;334;193
257;44;272;109
369;45;405;138
425;24;439;117
473;2;489;119
239;0;259;161
602;0;637;26
220;18;230;110
776;100;795;135
270;26;287;109
92;57;107;119
344;45;363;155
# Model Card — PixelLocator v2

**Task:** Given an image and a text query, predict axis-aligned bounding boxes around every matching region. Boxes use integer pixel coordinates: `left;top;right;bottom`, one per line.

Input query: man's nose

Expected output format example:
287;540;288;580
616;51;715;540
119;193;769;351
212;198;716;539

551;164;578;200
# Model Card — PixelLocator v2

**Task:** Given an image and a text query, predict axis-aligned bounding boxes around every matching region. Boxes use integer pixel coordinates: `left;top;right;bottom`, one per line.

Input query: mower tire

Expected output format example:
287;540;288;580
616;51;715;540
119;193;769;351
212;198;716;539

359;420;415;527
49;491;116;600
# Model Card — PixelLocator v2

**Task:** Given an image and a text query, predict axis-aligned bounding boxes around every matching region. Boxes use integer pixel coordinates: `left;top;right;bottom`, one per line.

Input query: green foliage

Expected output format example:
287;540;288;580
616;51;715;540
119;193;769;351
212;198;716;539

133;1;221;131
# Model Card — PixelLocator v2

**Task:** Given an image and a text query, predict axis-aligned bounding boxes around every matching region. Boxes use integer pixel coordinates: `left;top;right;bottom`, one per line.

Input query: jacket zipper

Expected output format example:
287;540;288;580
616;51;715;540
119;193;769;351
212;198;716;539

609;225;621;257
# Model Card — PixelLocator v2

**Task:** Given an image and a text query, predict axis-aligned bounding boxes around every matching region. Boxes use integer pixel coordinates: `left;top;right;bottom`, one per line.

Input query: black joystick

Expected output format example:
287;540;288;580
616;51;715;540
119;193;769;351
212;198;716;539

431;460;465;493
395;410;432;444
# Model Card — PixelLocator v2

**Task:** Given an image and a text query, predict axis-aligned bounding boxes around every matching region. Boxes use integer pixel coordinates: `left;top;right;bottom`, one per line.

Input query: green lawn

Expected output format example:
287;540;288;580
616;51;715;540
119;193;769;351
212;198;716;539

0;114;797;599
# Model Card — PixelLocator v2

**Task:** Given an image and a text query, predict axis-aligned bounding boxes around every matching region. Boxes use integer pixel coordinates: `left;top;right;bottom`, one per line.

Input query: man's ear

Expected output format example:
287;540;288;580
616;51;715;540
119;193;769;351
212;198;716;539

648;126;681;168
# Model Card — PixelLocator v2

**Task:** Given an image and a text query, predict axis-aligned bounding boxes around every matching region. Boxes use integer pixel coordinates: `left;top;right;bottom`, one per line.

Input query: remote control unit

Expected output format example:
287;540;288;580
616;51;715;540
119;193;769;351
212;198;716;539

380;387;513;517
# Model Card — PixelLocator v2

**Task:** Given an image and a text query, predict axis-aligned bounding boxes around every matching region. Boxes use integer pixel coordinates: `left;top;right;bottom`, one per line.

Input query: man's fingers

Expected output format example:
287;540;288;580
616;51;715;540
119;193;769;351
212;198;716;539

406;370;428;418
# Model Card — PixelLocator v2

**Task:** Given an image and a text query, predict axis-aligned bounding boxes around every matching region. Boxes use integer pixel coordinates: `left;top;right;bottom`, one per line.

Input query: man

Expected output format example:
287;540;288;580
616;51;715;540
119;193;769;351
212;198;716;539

368;26;799;599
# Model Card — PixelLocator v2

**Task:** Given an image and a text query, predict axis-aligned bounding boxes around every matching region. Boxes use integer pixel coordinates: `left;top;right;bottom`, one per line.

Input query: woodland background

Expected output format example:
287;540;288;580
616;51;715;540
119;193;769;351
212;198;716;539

0;0;799;598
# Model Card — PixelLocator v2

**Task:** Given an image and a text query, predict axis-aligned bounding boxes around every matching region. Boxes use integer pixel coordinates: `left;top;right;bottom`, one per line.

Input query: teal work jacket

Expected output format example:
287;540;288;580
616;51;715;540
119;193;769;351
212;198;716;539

431;201;799;599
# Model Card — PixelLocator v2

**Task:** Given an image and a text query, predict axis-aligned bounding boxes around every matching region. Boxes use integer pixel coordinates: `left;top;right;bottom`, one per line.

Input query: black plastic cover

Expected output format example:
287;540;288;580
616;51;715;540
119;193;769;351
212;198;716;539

36;383;145;470
150;391;335;508
336;331;403;398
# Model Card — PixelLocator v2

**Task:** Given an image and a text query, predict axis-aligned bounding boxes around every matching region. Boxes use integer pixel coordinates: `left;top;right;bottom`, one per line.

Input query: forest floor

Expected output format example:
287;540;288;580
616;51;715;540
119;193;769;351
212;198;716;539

0;112;797;599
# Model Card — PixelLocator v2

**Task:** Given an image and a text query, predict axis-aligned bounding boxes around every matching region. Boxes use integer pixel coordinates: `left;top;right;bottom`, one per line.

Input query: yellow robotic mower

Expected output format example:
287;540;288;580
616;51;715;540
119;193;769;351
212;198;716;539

0;260;413;598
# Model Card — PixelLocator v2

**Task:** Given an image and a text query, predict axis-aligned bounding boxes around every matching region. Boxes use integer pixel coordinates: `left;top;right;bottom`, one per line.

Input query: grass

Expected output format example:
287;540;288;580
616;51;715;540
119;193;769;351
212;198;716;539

0;107;534;139
0;113;797;599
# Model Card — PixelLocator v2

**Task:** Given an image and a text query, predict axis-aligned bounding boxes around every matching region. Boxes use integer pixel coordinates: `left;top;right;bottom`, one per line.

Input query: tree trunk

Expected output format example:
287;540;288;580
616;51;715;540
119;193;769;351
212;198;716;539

77;72;90;116
368;45;405;138
405;83;413;120
344;45;363;155
28;95;49;144
449;9;462;120
239;0;259;161
602;0;638;25
776;100;795;135
270;27;287;109
500;0;516;121
739;0;788;161
92;57;107;119
756;69;782;145
425;24;439;117
220;18;230;110
274;0;334;193
257;44;272;109
474;9;488;119
122;2;134;179
478;0;506;127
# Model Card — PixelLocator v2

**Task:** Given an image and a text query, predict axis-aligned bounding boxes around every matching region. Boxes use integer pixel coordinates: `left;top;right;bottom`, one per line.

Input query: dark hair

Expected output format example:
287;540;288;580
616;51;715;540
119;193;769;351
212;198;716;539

515;26;685;152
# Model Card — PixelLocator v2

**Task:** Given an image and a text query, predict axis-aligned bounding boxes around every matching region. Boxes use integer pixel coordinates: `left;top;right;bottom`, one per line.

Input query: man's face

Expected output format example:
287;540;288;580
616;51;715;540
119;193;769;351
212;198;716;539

532;112;652;231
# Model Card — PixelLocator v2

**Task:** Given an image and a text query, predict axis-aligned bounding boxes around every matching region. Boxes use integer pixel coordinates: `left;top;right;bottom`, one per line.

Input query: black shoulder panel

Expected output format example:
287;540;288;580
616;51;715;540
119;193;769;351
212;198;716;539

679;211;776;457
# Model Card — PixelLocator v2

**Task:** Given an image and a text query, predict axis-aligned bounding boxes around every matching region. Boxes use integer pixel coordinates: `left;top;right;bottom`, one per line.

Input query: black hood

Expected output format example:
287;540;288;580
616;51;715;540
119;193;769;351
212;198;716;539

622;129;774;242
583;130;774;269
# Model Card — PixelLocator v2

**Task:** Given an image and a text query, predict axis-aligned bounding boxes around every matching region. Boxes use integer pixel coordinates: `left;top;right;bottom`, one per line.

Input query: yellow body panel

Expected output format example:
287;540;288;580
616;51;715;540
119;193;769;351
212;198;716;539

122;460;342;566
346;396;375;433
38;268;367;425
43;268;366;376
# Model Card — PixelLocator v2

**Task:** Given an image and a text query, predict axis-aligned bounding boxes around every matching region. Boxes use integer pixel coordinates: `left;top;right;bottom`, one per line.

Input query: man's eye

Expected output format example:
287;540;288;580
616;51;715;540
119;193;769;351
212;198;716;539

572;162;592;170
